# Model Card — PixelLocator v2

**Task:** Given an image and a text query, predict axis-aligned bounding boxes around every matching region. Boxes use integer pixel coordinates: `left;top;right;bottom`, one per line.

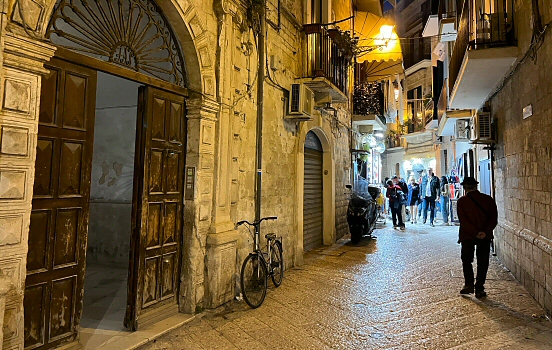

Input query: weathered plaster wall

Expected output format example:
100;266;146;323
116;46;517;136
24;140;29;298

492;0;552;315
87;72;140;266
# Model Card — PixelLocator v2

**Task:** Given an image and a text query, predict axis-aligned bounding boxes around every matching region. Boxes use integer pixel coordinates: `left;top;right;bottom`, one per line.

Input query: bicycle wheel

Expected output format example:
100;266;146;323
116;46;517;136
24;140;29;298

240;253;268;308
270;241;284;287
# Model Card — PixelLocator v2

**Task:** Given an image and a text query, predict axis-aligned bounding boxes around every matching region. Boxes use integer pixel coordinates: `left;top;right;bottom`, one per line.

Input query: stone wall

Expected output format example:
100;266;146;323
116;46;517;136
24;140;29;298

333;110;351;240
492;0;552;315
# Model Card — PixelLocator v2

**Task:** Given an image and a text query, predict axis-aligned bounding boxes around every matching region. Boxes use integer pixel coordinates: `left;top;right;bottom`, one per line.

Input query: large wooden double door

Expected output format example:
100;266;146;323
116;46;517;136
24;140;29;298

24;58;187;349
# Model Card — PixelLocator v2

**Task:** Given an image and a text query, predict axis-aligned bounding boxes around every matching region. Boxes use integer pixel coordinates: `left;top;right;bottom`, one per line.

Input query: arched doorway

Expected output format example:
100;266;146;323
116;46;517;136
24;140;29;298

24;1;191;348
303;131;324;252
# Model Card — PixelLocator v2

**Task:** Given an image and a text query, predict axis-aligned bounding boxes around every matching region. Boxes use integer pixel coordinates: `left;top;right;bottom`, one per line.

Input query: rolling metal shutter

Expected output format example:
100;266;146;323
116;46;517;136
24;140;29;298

303;146;323;252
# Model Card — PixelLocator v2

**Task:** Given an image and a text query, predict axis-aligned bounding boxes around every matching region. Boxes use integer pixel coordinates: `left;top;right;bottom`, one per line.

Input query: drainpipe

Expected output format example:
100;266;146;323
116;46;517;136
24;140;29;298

255;0;266;224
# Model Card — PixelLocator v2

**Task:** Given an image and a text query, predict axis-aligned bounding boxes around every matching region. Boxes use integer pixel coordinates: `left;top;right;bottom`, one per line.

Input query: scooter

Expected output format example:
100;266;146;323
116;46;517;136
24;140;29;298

346;184;379;244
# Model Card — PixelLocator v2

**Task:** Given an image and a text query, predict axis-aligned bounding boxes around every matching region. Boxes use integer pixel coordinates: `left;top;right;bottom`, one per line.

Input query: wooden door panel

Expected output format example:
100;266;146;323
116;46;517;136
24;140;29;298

27;210;51;273
146;203;162;248
168;102;182;143
143;258;159;307
49;276;77;340
39;68;60;126
163;202;177;244
58;140;84;197
151;97;166;140
34;139;55;197
24;283;47;348
25;58;96;350
165;153;180;194
62;73;88;130
149;149;164;193
161;253;176;299
126;87;186;330
52;208;80;267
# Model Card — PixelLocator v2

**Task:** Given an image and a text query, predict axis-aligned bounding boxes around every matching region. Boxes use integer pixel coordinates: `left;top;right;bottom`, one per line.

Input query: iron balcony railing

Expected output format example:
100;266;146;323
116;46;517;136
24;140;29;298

404;99;434;134
305;25;350;95
449;0;516;95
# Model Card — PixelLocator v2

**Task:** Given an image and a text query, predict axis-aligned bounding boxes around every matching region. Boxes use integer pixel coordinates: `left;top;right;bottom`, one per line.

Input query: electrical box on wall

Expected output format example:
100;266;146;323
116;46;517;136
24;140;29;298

185;166;195;200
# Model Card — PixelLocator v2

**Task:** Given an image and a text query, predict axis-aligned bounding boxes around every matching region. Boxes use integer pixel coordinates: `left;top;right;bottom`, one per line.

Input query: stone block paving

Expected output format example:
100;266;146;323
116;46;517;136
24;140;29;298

140;224;552;349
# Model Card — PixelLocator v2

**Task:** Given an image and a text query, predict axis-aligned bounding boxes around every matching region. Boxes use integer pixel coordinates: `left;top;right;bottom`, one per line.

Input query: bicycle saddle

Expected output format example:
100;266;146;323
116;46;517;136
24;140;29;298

265;233;276;240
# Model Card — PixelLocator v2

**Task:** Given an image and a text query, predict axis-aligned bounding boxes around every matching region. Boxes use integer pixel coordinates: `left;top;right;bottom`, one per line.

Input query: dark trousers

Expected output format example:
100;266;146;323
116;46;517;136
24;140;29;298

391;204;404;227
461;239;491;291
423;198;436;224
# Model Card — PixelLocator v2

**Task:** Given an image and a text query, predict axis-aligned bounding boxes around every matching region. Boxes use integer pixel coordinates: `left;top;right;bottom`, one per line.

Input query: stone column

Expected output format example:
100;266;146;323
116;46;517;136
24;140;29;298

203;0;241;308
0;275;12;350
0;29;55;349
180;95;219;313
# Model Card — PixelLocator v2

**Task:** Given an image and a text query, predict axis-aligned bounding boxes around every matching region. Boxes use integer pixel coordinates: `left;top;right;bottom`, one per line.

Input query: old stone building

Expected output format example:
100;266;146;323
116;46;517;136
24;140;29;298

0;0;370;348
491;0;552;315
427;0;552;315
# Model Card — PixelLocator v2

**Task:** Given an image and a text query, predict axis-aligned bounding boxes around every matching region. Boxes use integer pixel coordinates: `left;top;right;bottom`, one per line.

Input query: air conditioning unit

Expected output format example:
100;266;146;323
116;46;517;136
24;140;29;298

286;83;314;121
471;112;495;143
455;119;470;141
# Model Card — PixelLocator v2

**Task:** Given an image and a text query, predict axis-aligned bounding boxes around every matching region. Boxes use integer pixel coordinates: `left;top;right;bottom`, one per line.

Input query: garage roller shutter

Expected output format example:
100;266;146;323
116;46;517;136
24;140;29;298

303;147;323;252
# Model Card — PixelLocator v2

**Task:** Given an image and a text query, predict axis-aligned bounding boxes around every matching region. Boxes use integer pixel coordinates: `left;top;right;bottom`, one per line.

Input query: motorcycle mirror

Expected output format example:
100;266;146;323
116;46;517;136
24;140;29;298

345;184;352;189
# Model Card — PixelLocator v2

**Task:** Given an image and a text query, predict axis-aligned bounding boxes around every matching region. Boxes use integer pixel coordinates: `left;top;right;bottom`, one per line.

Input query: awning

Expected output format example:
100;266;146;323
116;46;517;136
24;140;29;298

354;11;404;81
358;60;403;82
355;0;382;16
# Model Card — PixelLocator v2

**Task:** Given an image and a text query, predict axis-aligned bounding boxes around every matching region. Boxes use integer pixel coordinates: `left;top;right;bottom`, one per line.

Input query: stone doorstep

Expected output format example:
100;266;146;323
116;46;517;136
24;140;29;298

79;313;197;350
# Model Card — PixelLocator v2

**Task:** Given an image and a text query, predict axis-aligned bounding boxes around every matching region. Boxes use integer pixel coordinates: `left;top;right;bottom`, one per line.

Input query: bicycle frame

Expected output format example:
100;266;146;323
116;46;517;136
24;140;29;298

237;216;280;273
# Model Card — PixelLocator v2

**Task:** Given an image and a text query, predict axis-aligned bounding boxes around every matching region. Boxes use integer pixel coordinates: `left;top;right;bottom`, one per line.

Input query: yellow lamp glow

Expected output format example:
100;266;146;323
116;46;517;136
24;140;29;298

380;25;395;40
374;25;397;51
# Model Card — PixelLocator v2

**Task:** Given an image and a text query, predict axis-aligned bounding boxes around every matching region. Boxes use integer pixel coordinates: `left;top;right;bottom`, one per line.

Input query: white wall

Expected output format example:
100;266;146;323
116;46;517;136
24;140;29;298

88;72;141;265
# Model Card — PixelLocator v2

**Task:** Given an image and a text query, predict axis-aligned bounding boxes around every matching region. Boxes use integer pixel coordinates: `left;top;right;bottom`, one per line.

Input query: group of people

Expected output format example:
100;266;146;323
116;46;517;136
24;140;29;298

385;168;452;230
384;171;499;298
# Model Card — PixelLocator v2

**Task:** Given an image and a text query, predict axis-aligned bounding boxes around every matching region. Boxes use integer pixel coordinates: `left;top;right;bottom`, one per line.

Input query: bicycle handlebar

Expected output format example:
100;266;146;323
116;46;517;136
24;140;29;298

236;216;278;227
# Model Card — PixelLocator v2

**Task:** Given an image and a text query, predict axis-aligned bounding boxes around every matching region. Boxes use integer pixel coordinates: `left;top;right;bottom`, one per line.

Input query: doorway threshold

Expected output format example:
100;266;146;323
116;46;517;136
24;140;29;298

79;313;196;349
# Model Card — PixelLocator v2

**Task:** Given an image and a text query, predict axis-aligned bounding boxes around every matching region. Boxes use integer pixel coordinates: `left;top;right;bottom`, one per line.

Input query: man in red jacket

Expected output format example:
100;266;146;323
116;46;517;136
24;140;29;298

457;177;498;298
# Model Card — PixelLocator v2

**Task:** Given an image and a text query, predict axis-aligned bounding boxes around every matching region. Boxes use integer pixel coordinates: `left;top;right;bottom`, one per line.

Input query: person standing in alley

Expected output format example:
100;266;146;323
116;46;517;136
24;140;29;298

386;180;405;230
440;176;450;225
418;170;427;222
407;177;420;224
422;169;440;227
457;177;498;298
393;175;409;224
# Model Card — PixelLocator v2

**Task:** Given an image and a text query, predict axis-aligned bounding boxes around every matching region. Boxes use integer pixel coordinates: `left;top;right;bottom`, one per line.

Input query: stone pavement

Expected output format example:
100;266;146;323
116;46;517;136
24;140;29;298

140;223;552;350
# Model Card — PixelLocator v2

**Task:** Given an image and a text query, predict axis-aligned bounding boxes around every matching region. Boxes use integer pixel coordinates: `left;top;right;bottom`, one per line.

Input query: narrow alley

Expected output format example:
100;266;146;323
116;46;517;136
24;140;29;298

140;224;552;350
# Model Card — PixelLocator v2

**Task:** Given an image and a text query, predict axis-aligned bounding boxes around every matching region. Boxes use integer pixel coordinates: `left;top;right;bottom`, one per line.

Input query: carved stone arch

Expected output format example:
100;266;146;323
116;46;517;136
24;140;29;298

23;0;217;95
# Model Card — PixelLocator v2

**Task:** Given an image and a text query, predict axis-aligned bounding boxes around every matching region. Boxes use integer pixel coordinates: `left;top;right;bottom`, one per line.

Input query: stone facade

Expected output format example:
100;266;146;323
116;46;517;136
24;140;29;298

492;1;552;315
0;0;354;348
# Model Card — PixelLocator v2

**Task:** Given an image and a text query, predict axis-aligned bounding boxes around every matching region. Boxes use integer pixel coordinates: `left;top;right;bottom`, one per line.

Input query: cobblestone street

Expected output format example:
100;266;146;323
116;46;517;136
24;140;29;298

140;223;552;350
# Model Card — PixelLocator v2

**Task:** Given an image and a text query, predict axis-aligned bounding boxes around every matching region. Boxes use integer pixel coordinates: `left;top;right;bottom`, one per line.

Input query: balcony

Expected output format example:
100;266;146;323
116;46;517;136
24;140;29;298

435;77;473;136
303;25;350;102
404;98;434;133
386;134;403;150
449;3;517;110
352;82;386;131
422;0;457;41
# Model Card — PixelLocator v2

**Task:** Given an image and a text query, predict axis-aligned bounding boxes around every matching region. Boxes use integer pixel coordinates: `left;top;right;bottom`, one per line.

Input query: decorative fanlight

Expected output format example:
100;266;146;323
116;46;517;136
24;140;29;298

47;0;186;87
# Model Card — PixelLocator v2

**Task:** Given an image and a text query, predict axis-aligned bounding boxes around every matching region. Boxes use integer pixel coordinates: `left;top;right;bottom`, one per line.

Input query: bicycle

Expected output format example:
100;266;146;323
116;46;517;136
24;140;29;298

236;216;283;308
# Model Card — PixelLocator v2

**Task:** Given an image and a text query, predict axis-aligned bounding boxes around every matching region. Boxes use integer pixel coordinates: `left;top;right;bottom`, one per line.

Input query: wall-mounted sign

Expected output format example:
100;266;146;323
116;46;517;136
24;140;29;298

523;104;533;119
